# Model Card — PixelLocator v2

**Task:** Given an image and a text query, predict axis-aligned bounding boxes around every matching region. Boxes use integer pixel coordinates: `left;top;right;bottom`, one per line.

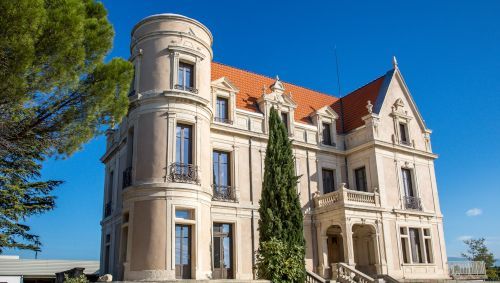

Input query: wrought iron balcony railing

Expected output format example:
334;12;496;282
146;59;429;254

122;166;132;189
168;163;199;184
174;84;199;94
104;202;112;217
214;117;233;124
212;185;237;202
403;195;422;211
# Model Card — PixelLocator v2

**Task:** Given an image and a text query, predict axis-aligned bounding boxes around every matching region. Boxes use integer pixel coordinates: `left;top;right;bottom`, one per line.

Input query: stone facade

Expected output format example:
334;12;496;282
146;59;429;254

99;13;449;281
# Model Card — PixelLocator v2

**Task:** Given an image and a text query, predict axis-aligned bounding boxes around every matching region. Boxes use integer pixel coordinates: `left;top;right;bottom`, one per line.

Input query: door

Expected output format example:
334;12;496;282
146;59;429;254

213;223;233;279
175;224;191;279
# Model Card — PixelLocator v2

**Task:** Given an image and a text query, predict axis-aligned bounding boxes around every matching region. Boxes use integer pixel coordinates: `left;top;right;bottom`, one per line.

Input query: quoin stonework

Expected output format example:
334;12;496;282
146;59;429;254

100;13;449;282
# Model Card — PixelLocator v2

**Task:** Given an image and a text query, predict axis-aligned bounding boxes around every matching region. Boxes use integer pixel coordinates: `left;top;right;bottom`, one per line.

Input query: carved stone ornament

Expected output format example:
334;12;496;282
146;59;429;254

393;98;405;112
366;100;373;114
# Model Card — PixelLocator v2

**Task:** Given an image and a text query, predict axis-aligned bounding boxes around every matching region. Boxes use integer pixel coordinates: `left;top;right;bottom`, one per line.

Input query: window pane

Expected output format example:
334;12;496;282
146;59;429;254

409;228;423;263
178;67;184;87
322;169;335;194
401;238;409;263
214;237;221;268
213;151;230;188
355;167;367;192
400;123;408;142
216;97;228;120
223;236;231;268
322;123;332;145
179;63;194;88
176;126;182;163
402;169;414;197
281;113;288;131
176;210;191;219
425;239;433;263
185;66;192;87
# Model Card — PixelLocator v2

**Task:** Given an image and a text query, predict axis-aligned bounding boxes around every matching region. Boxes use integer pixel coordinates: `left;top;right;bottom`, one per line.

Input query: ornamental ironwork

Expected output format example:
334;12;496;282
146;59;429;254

174;84;199;94
404;195;422;210
214;117;233;124
212;185;237;202
169;163;199;184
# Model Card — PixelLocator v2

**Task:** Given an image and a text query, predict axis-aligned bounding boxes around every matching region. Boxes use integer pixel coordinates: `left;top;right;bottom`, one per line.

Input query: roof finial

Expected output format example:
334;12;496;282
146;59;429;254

392;56;398;69
366;100;373;114
276;75;280;81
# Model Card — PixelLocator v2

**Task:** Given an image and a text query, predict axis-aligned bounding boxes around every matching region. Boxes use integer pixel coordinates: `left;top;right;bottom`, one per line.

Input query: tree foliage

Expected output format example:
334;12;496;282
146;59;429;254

0;0;133;252
462;238;495;268
255;238;305;283
257;107;305;282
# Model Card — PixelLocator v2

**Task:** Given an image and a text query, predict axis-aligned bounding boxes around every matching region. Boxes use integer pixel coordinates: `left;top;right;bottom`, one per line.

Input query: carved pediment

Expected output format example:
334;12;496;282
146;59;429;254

211;77;239;93
257;76;297;109
311;105;338;120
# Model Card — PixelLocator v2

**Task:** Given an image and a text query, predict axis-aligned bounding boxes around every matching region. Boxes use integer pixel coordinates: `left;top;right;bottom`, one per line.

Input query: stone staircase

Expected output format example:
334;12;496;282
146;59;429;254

307;263;401;283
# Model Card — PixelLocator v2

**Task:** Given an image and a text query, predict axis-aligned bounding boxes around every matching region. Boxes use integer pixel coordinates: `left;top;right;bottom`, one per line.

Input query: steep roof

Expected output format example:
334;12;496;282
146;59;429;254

211;62;391;133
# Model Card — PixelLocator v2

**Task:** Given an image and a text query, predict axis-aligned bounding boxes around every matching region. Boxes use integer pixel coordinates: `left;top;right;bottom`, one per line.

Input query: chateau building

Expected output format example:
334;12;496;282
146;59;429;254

100;13;449;281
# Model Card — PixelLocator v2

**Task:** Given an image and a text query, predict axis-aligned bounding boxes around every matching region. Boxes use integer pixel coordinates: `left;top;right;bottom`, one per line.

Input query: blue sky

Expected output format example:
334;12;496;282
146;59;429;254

4;0;500;260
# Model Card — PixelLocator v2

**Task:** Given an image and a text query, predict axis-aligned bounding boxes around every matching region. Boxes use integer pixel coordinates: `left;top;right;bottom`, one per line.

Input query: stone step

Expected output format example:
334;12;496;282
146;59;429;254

113;280;270;283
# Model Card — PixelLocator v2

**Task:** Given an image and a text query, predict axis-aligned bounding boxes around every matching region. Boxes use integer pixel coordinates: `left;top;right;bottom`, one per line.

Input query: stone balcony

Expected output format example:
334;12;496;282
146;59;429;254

313;183;380;210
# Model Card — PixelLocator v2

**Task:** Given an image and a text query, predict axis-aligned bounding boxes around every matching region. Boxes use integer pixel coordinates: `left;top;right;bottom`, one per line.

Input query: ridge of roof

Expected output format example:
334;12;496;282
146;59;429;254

212;61;337;99
340;70;392;100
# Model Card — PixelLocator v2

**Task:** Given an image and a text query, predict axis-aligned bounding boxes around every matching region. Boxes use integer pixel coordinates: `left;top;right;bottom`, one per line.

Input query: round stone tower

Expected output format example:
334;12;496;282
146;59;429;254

122;14;213;280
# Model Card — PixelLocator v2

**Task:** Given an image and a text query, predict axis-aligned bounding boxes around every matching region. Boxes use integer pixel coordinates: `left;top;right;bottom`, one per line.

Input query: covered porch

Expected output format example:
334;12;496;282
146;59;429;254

315;221;385;280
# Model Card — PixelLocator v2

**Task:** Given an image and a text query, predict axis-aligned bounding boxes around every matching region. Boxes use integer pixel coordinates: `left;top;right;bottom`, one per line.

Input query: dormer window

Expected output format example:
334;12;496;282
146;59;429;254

176;62;196;93
215;97;231;124
322;122;334;146
281;112;289;132
399;122;410;145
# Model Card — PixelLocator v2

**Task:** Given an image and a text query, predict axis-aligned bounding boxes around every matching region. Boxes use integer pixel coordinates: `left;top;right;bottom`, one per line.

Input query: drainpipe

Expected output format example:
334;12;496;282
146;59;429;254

306;150;318;272
249;137;256;279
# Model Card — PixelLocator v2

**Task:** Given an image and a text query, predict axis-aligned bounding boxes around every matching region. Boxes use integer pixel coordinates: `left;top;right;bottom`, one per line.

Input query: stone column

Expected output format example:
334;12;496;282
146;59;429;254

342;222;355;267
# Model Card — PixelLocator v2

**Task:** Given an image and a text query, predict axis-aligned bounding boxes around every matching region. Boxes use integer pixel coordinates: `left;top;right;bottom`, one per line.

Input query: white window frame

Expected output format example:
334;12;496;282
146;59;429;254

398;226;434;265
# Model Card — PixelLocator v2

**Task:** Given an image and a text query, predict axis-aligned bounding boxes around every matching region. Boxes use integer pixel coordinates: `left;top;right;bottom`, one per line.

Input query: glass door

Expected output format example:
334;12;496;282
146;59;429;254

213;223;233;279
175;224;191;279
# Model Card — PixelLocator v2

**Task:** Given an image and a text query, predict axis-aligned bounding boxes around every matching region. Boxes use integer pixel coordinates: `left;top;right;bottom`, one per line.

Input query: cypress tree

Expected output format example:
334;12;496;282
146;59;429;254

257;107;305;282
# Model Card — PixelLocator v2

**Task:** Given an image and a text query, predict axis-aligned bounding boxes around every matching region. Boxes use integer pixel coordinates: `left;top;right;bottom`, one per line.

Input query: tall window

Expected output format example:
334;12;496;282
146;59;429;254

399;122;409;144
354;167;368;192
178;62;194;89
401;168;414;197
322;122;332;145
400;227;433;264
216;97;229;123
400;228;410;264
409;228;423;263
423;228;433;263
104;234;111;273
176;124;192;165
281;112;289;132
322;169;335;194
213;151;230;189
105;171;113;217
213;151;234;201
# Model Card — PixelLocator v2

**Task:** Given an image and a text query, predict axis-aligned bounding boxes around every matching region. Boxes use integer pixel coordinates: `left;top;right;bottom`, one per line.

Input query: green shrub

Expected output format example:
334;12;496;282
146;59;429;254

64;274;89;283
256;238;305;283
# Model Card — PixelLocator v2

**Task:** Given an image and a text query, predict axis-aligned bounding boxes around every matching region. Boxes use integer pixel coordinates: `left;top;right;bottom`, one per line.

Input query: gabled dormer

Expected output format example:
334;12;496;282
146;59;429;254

257;76;297;136
211;77;239;125
310;105;338;147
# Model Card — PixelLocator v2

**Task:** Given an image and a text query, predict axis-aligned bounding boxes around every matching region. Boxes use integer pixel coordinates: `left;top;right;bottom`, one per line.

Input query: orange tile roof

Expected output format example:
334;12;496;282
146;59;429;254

211;62;389;133
335;75;387;132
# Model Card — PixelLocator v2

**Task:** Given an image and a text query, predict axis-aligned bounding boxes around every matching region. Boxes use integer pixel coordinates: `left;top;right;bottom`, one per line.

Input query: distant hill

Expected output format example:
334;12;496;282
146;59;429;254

449;257;500;267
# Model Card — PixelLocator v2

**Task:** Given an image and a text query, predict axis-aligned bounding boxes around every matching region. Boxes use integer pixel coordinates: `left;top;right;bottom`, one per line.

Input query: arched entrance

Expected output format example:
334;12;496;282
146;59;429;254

352;224;379;275
326;225;344;266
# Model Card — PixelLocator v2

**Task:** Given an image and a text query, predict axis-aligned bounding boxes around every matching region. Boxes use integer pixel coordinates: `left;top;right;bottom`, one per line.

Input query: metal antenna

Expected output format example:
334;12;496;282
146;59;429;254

334;45;342;97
